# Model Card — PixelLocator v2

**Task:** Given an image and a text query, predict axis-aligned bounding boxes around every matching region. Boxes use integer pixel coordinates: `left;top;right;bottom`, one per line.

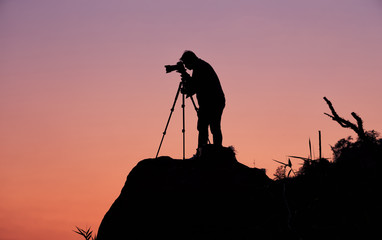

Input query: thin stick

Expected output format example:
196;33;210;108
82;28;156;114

319;130;322;159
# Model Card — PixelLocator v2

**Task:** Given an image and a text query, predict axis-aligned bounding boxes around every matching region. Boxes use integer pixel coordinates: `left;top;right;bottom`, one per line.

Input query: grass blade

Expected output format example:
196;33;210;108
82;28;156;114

288;155;310;162
273;159;288;166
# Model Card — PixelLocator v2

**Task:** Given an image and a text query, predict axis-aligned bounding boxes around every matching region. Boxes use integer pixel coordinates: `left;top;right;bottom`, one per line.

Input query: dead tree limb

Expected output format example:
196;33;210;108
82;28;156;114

323;97;366;140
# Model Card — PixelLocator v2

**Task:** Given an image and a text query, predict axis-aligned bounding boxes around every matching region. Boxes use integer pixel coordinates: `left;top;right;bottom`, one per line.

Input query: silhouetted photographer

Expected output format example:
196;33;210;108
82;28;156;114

179;51;226;149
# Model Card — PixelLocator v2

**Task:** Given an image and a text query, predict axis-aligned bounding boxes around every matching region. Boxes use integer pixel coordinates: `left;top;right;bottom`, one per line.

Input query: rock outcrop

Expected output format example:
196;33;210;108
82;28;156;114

96;144;381;239
96;145;288;240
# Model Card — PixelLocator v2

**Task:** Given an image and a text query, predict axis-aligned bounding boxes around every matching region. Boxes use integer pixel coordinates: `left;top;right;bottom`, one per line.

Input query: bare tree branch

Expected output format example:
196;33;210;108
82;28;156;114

323;97;366;140
351;112;364;132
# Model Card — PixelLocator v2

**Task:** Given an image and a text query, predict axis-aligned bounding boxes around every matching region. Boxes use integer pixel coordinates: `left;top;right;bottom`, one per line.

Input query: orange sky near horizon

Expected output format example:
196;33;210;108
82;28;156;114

1;1;382;239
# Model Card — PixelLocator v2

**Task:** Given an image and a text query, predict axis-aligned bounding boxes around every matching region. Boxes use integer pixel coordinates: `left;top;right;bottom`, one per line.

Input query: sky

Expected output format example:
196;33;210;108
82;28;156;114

1;0;382;239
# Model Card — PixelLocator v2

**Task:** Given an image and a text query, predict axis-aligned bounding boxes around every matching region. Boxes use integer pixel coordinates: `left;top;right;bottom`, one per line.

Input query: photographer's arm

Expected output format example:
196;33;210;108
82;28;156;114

181;72;196;97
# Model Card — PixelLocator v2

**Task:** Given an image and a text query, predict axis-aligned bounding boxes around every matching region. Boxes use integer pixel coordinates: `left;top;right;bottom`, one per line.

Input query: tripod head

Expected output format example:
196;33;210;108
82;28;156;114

165;62;191;94
165;61;195;104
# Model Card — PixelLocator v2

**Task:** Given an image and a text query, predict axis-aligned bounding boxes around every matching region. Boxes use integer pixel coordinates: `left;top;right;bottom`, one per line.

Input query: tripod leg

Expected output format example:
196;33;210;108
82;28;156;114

189;95;199;113
156;83;182;158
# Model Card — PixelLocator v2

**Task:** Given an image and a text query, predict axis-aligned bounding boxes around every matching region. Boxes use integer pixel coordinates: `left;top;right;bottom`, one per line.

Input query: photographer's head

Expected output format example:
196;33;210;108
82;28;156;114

180;50;198;70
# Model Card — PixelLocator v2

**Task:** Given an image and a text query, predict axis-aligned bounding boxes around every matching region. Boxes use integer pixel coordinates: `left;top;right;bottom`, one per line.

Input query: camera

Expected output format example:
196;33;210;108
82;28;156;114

165;61;186;74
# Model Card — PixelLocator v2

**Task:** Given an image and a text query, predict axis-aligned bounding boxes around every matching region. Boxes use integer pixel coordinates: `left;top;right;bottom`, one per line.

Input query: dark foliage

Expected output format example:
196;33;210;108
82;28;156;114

74;226;96;240
277;128;382;239
273;165;286;180
331;130;382;175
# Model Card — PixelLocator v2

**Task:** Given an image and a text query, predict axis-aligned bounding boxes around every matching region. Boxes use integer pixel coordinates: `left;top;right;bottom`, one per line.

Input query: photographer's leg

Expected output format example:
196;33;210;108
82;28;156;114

197;110;209;148
210;106;224;147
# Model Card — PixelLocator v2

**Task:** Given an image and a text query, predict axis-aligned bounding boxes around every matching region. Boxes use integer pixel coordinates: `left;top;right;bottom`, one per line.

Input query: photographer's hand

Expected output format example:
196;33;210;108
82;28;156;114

181;72;191;82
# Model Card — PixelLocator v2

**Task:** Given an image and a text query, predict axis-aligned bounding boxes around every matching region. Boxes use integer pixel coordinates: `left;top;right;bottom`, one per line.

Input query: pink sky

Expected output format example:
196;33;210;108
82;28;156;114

1;1;382;239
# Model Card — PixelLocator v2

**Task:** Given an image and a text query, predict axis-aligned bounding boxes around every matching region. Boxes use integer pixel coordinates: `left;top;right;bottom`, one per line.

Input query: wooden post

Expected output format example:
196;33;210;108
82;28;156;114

319;130;322;159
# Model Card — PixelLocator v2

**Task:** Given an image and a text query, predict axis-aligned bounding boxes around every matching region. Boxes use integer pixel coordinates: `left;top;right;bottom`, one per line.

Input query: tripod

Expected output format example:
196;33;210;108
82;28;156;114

155;81;198;160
